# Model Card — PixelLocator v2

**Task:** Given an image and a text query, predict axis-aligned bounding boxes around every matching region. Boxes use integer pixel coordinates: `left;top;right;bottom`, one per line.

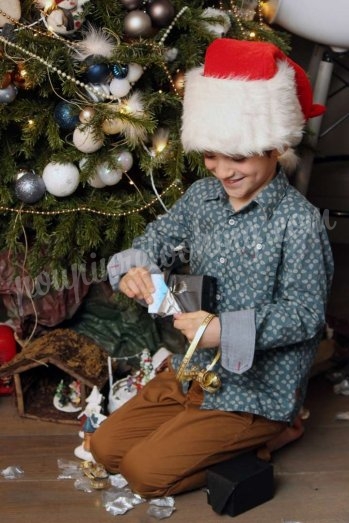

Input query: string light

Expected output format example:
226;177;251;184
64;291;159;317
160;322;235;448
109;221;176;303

152;128;170;155
0;180;184;218
218;1;265;39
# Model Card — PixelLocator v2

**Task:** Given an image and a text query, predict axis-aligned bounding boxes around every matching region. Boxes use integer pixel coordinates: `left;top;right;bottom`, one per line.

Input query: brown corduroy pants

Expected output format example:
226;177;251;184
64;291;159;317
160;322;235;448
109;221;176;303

90;367;286;498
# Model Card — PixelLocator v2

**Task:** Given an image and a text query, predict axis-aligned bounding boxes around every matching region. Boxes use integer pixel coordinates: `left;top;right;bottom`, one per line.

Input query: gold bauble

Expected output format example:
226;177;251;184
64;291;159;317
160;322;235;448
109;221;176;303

79;106;96;124
173;70;185;95
102;117;123;135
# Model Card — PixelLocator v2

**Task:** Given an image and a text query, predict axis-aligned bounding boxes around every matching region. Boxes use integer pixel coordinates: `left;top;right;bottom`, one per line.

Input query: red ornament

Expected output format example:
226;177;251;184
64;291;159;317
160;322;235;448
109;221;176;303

12;63;30;90
0;324;17;395
0;72;13;89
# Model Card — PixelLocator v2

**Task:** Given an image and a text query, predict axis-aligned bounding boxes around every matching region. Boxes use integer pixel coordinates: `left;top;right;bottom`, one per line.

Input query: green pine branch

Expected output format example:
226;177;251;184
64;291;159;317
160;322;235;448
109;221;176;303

0;1;290;279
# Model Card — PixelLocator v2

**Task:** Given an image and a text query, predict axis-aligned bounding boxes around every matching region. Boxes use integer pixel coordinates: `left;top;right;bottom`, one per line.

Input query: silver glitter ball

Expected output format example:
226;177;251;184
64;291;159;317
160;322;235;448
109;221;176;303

15;172;46;204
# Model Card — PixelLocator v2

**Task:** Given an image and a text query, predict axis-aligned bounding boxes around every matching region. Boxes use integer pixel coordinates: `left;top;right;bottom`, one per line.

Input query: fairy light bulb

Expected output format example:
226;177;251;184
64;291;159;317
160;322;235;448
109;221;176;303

43;0;56;13
120;101;131;114
152;127;170;155
260;0;276;22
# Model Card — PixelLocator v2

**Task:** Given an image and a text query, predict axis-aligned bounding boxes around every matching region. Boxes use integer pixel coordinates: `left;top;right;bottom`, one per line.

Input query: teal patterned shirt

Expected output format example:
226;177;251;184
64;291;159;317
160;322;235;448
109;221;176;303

130;170;334;422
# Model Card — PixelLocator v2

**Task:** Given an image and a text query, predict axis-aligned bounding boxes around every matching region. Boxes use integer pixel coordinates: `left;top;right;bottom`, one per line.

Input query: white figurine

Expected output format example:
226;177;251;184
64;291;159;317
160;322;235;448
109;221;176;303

74;385;106;461
45;0;90;35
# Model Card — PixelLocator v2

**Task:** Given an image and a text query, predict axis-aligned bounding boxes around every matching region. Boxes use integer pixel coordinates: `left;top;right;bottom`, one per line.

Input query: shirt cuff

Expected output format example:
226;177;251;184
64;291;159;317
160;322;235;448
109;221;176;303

107;248;161;290
220;310;256;374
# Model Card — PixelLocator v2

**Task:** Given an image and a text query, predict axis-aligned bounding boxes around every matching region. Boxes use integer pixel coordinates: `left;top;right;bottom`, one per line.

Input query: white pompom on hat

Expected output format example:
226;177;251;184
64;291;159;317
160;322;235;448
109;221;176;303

181;38;325;169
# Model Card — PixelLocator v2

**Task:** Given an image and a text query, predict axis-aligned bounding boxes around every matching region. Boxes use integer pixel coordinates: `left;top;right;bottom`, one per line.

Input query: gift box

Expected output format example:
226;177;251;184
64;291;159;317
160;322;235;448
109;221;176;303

206;452;274;517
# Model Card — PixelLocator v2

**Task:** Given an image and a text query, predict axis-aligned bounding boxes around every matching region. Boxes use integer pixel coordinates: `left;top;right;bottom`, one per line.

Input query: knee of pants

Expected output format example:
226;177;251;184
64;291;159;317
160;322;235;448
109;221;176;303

89;431;121;473
119;448;169;498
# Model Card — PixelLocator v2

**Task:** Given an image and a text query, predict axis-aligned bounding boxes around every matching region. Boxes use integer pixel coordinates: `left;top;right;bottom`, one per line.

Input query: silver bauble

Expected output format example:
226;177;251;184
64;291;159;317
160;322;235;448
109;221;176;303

0;84;18;104
119;0;143;9
123;10;153;38
15;172;46;204
147;0;175;28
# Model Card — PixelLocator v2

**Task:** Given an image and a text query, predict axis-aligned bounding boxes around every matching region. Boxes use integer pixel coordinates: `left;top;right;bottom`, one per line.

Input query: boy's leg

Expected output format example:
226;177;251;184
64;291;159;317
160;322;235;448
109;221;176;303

90;368;187;470
119;382;286;498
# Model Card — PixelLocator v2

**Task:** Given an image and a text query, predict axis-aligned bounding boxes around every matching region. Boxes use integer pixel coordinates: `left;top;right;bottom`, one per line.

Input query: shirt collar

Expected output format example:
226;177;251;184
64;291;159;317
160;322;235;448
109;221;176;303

254;169;289;219
202;169;289;219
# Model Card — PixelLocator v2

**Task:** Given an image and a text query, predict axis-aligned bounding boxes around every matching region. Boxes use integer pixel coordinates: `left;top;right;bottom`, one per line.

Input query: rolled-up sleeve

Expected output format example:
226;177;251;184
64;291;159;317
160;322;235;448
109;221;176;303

220;309;256;374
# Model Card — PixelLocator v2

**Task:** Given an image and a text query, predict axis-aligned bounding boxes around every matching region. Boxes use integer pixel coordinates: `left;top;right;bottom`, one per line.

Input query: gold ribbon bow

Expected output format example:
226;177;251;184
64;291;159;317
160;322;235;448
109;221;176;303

176;313;221;393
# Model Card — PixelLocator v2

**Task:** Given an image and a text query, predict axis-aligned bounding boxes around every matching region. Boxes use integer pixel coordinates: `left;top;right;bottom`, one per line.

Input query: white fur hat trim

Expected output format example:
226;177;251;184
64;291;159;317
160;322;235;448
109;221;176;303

181;60;305;157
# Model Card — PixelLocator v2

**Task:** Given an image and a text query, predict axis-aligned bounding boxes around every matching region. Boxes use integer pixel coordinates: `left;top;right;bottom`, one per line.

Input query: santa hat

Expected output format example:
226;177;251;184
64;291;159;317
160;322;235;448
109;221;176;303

181;38;325;170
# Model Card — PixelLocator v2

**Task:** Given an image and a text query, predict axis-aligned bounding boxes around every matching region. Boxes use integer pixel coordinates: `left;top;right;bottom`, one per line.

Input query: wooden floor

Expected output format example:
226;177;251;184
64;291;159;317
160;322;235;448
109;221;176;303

1;370;349;523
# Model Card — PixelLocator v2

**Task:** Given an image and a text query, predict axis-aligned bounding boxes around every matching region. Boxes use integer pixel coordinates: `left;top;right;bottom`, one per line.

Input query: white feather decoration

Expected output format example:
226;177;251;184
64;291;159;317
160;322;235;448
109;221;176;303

124;91;145;116
74;24;116;61
119;91;147;144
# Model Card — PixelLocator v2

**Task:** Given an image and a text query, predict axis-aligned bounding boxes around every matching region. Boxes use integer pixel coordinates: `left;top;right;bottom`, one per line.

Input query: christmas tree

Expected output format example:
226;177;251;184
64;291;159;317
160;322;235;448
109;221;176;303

0;0;288;283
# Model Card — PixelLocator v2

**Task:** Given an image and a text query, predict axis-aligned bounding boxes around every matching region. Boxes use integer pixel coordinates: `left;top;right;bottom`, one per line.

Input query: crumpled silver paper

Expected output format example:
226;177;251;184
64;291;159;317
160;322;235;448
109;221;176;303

148;274;181;317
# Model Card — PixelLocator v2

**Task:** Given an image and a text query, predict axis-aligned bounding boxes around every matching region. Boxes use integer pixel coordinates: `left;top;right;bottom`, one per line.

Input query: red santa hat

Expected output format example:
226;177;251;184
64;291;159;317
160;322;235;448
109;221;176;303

181;38;325;170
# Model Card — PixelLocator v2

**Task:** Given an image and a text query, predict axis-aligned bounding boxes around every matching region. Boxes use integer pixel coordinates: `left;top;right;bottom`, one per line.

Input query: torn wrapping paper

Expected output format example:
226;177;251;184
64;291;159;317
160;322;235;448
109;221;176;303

148;274;181;317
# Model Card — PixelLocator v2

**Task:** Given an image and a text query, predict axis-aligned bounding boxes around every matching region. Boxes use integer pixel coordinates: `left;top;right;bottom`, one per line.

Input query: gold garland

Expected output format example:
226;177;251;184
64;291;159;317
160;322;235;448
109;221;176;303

218;0;264;40
0;7;79;48
0;180;183;217
0;6;189;100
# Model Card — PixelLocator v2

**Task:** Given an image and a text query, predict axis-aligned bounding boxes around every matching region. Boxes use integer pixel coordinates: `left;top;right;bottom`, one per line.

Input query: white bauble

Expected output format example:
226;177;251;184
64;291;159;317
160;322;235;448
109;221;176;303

127;63;143;83
0;0;21;27
97;163;123;186
164;47;178;62
116;150;133;172
73;126;104;153
109;78;132;98
87;172;107;188
79;158;106;188
42;162;80;197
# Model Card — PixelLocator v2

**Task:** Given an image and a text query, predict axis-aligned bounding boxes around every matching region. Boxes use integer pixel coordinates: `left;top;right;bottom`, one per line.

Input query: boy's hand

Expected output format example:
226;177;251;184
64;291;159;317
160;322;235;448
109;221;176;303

173;311;220;348
119;267;155;304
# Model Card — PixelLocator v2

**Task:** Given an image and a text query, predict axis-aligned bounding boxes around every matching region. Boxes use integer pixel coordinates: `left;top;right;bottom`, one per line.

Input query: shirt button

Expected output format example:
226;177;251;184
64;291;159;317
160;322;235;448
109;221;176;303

216;294;221;301
229;218;236;226
256;243;263;250
219;257;226;264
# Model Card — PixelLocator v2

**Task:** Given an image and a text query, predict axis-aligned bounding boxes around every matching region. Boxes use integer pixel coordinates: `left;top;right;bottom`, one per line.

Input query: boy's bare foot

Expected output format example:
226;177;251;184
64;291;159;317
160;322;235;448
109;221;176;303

266;415;305;453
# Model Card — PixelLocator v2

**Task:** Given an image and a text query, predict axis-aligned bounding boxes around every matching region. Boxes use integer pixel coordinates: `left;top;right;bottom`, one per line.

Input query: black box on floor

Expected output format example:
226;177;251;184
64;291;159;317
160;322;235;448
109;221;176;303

206;452;274;517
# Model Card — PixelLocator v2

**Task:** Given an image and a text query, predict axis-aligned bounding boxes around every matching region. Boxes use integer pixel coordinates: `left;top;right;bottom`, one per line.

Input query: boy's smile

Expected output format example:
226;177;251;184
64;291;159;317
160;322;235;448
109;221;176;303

204;151;279;211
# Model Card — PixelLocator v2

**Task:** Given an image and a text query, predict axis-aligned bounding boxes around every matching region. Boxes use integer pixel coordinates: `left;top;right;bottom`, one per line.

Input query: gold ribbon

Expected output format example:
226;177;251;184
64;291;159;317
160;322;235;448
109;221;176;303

176;313;221;393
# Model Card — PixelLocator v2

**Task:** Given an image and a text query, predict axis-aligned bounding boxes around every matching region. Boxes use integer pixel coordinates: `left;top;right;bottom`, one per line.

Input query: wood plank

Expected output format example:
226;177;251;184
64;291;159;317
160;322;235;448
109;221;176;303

1;374;349;523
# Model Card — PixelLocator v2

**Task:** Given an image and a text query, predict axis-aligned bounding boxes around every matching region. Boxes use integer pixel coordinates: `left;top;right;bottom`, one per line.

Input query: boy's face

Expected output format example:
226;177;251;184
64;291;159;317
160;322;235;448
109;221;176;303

204;150;279;211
